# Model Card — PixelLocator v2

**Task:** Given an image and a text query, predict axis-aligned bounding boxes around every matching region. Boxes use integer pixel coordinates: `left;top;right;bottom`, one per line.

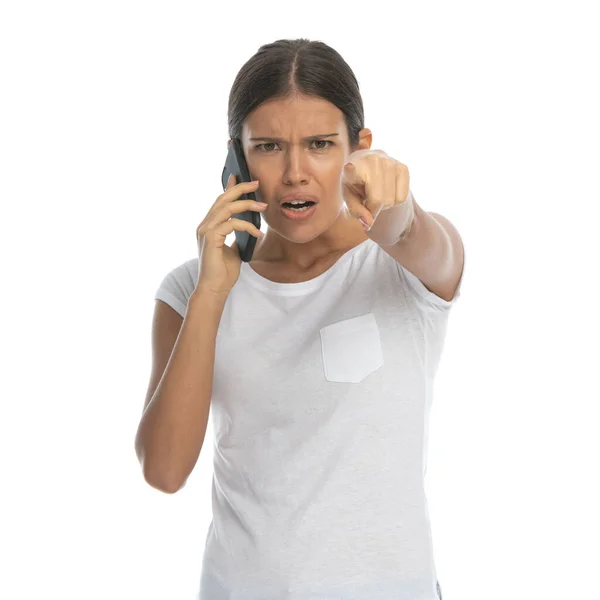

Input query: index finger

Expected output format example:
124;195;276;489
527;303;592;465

222;178;260;201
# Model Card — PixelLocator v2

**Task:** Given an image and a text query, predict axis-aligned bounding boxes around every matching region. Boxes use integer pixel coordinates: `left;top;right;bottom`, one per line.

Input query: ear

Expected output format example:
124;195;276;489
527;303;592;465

356;128;372;151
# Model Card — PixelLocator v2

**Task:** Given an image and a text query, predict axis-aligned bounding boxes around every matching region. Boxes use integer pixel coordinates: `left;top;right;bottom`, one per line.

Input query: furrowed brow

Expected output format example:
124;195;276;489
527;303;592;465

249;133;340;142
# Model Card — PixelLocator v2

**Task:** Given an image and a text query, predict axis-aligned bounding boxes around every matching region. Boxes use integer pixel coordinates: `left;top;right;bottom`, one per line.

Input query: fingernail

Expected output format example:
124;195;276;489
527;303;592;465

359;217;371;231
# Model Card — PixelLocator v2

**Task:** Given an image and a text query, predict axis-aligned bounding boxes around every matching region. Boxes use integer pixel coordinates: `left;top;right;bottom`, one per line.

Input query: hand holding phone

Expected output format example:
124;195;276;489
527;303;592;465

194;174;267;298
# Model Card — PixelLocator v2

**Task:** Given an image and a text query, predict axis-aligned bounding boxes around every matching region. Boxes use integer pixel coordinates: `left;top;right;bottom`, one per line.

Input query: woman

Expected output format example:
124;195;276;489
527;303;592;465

135;37;464;600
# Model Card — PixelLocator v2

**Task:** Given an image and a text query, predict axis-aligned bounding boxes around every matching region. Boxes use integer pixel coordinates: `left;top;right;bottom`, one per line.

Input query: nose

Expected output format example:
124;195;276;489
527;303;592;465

282;146;310;186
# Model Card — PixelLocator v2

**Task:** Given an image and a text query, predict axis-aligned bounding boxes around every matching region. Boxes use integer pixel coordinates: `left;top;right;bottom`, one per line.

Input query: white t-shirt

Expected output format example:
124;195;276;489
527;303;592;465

154;237;464;600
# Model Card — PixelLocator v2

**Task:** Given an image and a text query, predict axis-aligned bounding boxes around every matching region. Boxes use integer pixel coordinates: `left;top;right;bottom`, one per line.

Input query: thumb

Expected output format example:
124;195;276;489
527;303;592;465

226;173;236;190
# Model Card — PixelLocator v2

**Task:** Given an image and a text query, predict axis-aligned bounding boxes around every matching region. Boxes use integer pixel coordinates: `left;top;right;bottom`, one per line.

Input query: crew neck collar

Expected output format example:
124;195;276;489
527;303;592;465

239;238;374;296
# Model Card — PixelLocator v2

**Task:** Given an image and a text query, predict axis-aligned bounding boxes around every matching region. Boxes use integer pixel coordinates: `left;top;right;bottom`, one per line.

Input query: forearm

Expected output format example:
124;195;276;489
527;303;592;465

366;188;415;246
135;290;226;493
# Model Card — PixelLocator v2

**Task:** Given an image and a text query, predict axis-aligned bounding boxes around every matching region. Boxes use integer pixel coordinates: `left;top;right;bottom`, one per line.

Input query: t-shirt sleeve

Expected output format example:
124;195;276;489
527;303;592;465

154;258;199;318
396;239;465;310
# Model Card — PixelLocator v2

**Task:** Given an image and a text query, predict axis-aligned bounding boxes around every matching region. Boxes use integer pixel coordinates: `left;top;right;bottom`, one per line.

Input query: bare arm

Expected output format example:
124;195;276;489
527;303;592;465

370;193;464;303
134;289;228;493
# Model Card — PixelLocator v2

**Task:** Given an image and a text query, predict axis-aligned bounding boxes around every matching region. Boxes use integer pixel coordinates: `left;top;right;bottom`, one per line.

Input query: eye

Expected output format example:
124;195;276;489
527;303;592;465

312;140;333;150
256;142;278;153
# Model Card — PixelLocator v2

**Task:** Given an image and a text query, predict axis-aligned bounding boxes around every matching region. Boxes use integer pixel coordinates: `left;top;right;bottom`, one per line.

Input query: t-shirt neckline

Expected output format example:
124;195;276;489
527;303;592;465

239;238;374;296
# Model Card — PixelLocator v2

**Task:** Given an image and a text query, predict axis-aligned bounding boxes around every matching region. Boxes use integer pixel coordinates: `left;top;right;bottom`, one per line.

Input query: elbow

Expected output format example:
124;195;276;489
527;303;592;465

146;474;182;494
142;461;185;494
135;438;184;495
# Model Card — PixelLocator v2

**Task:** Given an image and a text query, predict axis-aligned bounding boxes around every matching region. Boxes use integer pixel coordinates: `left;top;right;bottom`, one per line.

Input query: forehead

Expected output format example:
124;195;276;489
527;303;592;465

243;96;345;137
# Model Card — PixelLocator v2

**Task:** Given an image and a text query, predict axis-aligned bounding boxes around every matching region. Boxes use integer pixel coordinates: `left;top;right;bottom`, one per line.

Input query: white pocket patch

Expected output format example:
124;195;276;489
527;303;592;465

319;312;384;383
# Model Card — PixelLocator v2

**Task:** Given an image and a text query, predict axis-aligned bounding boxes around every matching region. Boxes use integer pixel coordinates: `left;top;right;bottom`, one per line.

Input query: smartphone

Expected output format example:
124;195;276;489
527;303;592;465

221;138;261;263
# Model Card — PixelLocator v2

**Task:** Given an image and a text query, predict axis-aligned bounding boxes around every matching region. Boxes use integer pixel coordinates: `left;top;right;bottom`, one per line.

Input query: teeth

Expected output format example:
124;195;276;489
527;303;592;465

285;205;311;212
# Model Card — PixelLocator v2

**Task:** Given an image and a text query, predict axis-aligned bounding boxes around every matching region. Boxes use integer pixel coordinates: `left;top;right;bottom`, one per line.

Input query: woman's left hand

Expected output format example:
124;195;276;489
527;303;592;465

341;149;411;231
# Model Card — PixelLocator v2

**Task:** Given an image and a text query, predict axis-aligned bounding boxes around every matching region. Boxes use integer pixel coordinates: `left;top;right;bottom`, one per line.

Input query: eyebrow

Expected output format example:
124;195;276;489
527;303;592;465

249;133;340;142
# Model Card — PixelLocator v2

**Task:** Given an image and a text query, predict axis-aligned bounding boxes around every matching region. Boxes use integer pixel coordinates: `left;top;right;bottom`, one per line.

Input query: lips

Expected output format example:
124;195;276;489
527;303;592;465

280;202;318;221
279;193;319;205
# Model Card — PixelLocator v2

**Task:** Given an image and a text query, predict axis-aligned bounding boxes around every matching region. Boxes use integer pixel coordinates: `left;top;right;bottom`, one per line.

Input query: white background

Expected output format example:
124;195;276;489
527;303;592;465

2;1;599;599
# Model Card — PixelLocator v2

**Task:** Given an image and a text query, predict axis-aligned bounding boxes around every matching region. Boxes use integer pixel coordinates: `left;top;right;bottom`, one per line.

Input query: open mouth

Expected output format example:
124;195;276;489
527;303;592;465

280;201;318;221
281;201;316;212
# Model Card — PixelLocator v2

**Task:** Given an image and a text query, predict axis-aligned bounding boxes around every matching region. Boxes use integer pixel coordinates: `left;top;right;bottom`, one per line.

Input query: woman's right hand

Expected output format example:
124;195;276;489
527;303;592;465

194;174;267;298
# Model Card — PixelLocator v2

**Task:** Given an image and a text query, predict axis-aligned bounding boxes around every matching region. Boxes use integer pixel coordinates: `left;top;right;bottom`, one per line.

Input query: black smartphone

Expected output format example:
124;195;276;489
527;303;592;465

221;138;261;263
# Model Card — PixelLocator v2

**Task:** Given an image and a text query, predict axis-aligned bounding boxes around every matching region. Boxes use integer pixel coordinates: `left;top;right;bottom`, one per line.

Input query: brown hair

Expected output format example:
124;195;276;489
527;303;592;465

228;38;364;150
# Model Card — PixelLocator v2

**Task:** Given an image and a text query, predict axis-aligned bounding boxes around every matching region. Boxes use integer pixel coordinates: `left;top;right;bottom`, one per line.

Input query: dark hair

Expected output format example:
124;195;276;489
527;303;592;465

228;38;364;150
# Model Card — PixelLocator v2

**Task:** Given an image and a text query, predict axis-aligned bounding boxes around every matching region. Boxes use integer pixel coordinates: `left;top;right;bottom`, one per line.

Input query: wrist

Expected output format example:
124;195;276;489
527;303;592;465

190;287;229;309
